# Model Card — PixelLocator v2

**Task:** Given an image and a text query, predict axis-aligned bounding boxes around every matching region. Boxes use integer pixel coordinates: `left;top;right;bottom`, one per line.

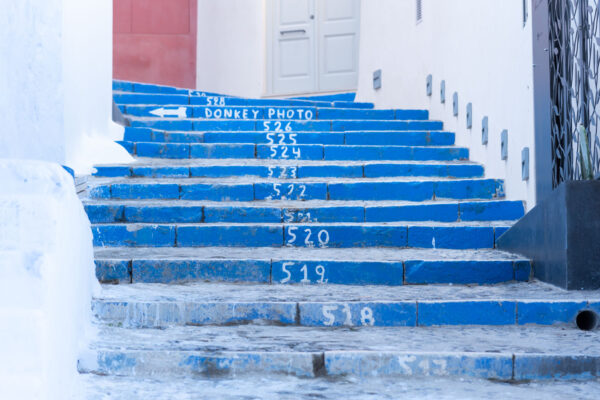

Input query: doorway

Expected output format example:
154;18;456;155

267;0;360;96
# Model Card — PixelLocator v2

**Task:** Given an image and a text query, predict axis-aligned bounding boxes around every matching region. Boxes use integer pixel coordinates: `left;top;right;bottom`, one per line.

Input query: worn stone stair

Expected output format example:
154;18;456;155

78;81;600;395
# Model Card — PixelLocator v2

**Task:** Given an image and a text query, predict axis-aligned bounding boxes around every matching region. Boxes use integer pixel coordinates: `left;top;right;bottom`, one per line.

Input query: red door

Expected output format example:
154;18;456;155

113;0;197;89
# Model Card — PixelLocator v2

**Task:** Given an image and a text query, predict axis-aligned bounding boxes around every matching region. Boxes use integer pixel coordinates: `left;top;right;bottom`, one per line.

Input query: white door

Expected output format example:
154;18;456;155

269;0;360;95
316;0;360;92
271;0;317;95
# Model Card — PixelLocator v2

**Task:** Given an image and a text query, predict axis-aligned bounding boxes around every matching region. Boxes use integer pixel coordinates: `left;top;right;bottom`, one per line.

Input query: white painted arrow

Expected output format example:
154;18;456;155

149;107;187;118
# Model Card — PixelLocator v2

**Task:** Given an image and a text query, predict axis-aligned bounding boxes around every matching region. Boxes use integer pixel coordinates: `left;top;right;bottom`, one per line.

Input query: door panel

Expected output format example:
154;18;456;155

272;0;317;94
317;0;360;92
270;0;359;95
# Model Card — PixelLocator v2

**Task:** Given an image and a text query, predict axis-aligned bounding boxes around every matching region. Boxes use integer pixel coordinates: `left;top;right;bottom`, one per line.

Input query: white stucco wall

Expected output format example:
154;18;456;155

0;0;131;175
356;0;536;208
196;0;267;97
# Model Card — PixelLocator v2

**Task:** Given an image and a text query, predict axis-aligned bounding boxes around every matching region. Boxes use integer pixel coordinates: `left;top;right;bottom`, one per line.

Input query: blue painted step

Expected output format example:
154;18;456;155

120;142;468;161
128;119;442;132
122;127;455;146
113;92;374;109
93;162;483;179
80;323;600;381
88;178;504;201
84;201;524;224
94;247;529;285
121;105;427;120
90;223;509;249
90;281;600;328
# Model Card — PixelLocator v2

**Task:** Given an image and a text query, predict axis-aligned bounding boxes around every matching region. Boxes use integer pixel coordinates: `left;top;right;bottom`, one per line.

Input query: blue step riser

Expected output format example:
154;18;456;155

95;259;530;285
85;202;525;224
83;349;600;381
92;300;600;328
128;119;442;132
89;180;504;201
122;105;428;120
91;225;509;249
123;128;455;146
113;93;374;108
120;142;468;161
93;164;483;179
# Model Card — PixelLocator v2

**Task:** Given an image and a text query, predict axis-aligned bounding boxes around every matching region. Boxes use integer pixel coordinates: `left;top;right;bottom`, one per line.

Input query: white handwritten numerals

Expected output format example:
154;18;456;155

279;262;327;284
267;166;297;179
271;183;306;200
269;146;301;160
321;304;376;326
283;210;316;223
263;121;292;132
286;227;330;248
265;132;297;145
206;96;225;106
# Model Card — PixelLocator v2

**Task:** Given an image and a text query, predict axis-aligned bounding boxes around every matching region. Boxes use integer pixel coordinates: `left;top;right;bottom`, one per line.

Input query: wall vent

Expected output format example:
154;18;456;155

416;0;423;23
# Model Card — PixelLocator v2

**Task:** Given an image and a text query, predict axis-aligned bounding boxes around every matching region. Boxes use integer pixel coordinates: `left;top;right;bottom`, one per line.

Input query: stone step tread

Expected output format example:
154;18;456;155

128;117;439;123
80;373;600;400
91;221;513;227
93;247;525;261
89;324;600;355
94;281;600;303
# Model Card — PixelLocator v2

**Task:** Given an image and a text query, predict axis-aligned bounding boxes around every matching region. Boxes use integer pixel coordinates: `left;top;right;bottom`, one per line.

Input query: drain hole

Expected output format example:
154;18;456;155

576;310;598;331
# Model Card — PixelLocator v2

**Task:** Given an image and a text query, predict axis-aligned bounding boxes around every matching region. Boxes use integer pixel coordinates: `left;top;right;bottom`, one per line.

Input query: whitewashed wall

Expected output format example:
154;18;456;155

356;0;536;208
0;0;131;175
196;0;267;97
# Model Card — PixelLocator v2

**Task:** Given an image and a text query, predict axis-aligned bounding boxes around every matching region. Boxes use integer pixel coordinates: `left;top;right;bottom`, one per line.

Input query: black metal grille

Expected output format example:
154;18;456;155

549;0;600;186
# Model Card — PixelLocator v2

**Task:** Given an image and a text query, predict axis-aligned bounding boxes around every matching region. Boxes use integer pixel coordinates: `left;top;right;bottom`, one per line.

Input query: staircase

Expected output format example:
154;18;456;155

79;80;600;396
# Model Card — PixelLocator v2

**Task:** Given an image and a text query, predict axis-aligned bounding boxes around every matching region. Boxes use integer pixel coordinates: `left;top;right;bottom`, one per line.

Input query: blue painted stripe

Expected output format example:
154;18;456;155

407;226;495;249
332;101;374;109
418;301;517;326
123;206;204;223
318;108;396;120
345;131;454;146
135;142;190;158
180;184;254;201
517;301;588;325
190;144;255;158
364;163;483;178
460;201;525;221
405;260;515;284
95;260;130;283
332;120;443;131
111;183;180;200
131;166;189;178
329;182;434;201
324;146;468;161
514;354;600;380
92;225;175;247
190;166;269;178
366;204;459;222
298;165;362;178
283;207;364;223
93;166;131;177
434;179;502;200
93;301;298;327
132;259;271;284
85;204;124;223
177;225;283;247
204;207;282;223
